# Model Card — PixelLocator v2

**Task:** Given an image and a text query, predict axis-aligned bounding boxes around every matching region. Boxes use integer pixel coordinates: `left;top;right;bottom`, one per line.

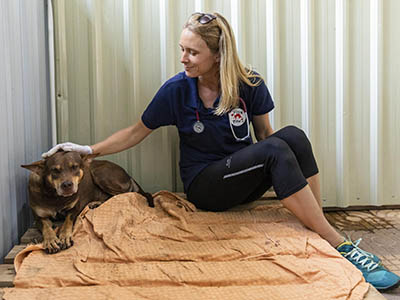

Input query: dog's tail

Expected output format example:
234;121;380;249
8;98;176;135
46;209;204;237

129;178;154;207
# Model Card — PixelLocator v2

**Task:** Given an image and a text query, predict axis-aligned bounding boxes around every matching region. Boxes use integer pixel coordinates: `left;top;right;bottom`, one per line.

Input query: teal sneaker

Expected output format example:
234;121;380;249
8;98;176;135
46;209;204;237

352;238;380;263
337;240;400;291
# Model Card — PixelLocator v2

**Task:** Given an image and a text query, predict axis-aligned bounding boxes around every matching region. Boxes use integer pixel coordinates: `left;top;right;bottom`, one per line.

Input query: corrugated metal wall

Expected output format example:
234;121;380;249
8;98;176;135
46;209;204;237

0;0;52;262
53;0;400;207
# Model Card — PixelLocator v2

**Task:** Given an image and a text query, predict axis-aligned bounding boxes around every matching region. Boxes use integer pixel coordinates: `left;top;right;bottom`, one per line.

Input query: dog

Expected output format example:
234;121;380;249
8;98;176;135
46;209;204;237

21;151;154;254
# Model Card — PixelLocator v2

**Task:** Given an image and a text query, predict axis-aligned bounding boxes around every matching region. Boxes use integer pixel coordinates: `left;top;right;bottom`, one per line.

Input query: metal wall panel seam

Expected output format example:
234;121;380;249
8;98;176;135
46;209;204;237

159;0;176;190
47;0;57;146
20;0;33;158
25;1;42;160
273;0;281;130
38;1;50;149
230;0;240;57
369;0;379;205
4;0;18;247
18;0;31;164
8;0;27;238
159;0;168;84
300;0;311;137
0;0;6;256
92;0;104;142
130;0;144;182
335;0;346;207
0;0;14;257
266;0;276;130
300;0;310;136
55;0;69;142
84;0;94;145
122;0;134;177
27;1;40;153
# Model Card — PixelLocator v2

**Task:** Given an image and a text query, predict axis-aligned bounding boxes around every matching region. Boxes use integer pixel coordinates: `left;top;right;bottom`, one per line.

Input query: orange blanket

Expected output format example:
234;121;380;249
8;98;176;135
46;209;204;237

4;191;369;299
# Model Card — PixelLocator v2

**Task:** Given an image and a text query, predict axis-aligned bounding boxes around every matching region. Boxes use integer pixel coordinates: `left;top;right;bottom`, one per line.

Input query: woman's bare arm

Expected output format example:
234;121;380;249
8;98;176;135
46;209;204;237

91;120;153;156
252;113;274;141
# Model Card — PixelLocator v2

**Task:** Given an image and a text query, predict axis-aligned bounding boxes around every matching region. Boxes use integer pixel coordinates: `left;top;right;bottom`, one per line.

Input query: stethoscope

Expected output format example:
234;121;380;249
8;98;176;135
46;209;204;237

193;98;250;141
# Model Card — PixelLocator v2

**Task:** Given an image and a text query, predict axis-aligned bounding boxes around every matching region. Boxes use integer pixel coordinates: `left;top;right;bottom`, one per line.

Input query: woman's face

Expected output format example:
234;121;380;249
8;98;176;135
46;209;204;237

179;28;219;79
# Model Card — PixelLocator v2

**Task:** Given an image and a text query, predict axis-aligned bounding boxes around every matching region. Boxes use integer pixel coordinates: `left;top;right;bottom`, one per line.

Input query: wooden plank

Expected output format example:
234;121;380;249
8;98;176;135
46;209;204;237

0;264;15;287
20;228;41;244
4;245;26;264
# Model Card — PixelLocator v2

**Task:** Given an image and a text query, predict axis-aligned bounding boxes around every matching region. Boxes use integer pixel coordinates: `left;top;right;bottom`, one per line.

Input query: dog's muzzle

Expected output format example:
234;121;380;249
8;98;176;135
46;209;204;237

57;180;78;197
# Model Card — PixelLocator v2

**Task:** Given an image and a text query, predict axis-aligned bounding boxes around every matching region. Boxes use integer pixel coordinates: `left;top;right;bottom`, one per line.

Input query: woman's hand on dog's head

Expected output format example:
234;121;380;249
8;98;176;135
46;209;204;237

42;142;93;158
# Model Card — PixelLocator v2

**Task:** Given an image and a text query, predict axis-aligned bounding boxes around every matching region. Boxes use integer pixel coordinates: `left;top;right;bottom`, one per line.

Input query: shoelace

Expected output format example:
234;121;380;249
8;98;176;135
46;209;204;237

344;238;379;272
353;238;377;259
346;236;379;261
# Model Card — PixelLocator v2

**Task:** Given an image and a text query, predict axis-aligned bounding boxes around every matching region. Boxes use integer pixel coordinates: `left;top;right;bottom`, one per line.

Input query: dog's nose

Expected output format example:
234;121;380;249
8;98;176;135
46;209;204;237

61;181;73;189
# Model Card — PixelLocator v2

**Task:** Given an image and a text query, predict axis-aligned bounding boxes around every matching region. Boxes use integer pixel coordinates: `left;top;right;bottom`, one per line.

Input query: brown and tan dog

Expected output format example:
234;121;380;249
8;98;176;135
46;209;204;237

21;151;153;254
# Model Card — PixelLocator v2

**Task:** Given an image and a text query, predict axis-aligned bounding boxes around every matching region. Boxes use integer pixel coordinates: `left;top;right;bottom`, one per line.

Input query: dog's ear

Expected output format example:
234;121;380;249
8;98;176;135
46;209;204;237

21;160;45;175
80;153;99;167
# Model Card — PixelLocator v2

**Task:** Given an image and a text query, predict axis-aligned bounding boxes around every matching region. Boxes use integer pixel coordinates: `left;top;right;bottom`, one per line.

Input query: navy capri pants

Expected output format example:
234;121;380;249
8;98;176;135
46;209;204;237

187;125;319;212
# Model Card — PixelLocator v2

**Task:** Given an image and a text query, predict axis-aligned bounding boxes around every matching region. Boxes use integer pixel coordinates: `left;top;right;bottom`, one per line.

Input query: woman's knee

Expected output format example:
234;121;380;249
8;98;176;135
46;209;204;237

274;125;312;155
272;126;319;177
277;125;308;141
259;137;297;164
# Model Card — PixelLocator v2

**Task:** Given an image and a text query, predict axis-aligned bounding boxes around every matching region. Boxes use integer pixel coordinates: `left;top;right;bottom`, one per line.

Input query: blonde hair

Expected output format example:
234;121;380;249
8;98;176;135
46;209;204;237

184;12;262;115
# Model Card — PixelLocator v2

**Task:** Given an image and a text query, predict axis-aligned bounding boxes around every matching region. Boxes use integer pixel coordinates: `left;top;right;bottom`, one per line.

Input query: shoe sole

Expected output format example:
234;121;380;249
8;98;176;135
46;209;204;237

375;279;400;292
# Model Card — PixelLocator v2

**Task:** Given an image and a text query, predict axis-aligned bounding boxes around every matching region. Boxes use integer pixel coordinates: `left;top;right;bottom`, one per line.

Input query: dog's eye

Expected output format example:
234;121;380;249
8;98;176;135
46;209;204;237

51;168;61;174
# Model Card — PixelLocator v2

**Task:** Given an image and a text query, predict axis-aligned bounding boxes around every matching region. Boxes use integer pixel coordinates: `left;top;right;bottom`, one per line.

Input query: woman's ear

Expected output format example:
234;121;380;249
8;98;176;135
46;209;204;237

215;54;220;63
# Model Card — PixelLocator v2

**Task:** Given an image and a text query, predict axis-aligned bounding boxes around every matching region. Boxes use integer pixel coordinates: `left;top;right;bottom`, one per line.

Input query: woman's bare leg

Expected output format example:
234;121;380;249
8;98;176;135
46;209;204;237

281;184;344;248
307;173;322;208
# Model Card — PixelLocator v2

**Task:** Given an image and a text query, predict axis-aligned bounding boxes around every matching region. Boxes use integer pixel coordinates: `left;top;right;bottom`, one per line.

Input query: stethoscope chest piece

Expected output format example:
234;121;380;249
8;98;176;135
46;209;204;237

193;121;205;133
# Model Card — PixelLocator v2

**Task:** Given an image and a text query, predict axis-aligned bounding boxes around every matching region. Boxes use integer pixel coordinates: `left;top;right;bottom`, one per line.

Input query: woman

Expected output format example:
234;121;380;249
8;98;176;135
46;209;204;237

43;12;399;290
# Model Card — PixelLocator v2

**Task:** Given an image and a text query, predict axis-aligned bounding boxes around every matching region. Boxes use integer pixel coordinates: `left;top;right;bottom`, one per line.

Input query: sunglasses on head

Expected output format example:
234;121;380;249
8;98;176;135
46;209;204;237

196;13;216;24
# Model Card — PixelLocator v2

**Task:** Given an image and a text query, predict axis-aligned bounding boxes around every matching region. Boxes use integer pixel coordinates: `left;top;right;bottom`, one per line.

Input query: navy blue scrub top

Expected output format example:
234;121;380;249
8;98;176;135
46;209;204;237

141;71;274;192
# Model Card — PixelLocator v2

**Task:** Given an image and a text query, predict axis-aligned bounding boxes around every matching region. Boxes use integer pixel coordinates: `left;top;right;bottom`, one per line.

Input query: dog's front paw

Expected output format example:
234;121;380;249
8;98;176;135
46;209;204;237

43;236;62;254
58;232;74;250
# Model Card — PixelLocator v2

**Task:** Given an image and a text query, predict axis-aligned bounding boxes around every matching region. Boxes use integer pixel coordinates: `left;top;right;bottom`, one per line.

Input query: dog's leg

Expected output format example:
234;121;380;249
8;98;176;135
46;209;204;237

39;218;61;254
58;212;75;250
